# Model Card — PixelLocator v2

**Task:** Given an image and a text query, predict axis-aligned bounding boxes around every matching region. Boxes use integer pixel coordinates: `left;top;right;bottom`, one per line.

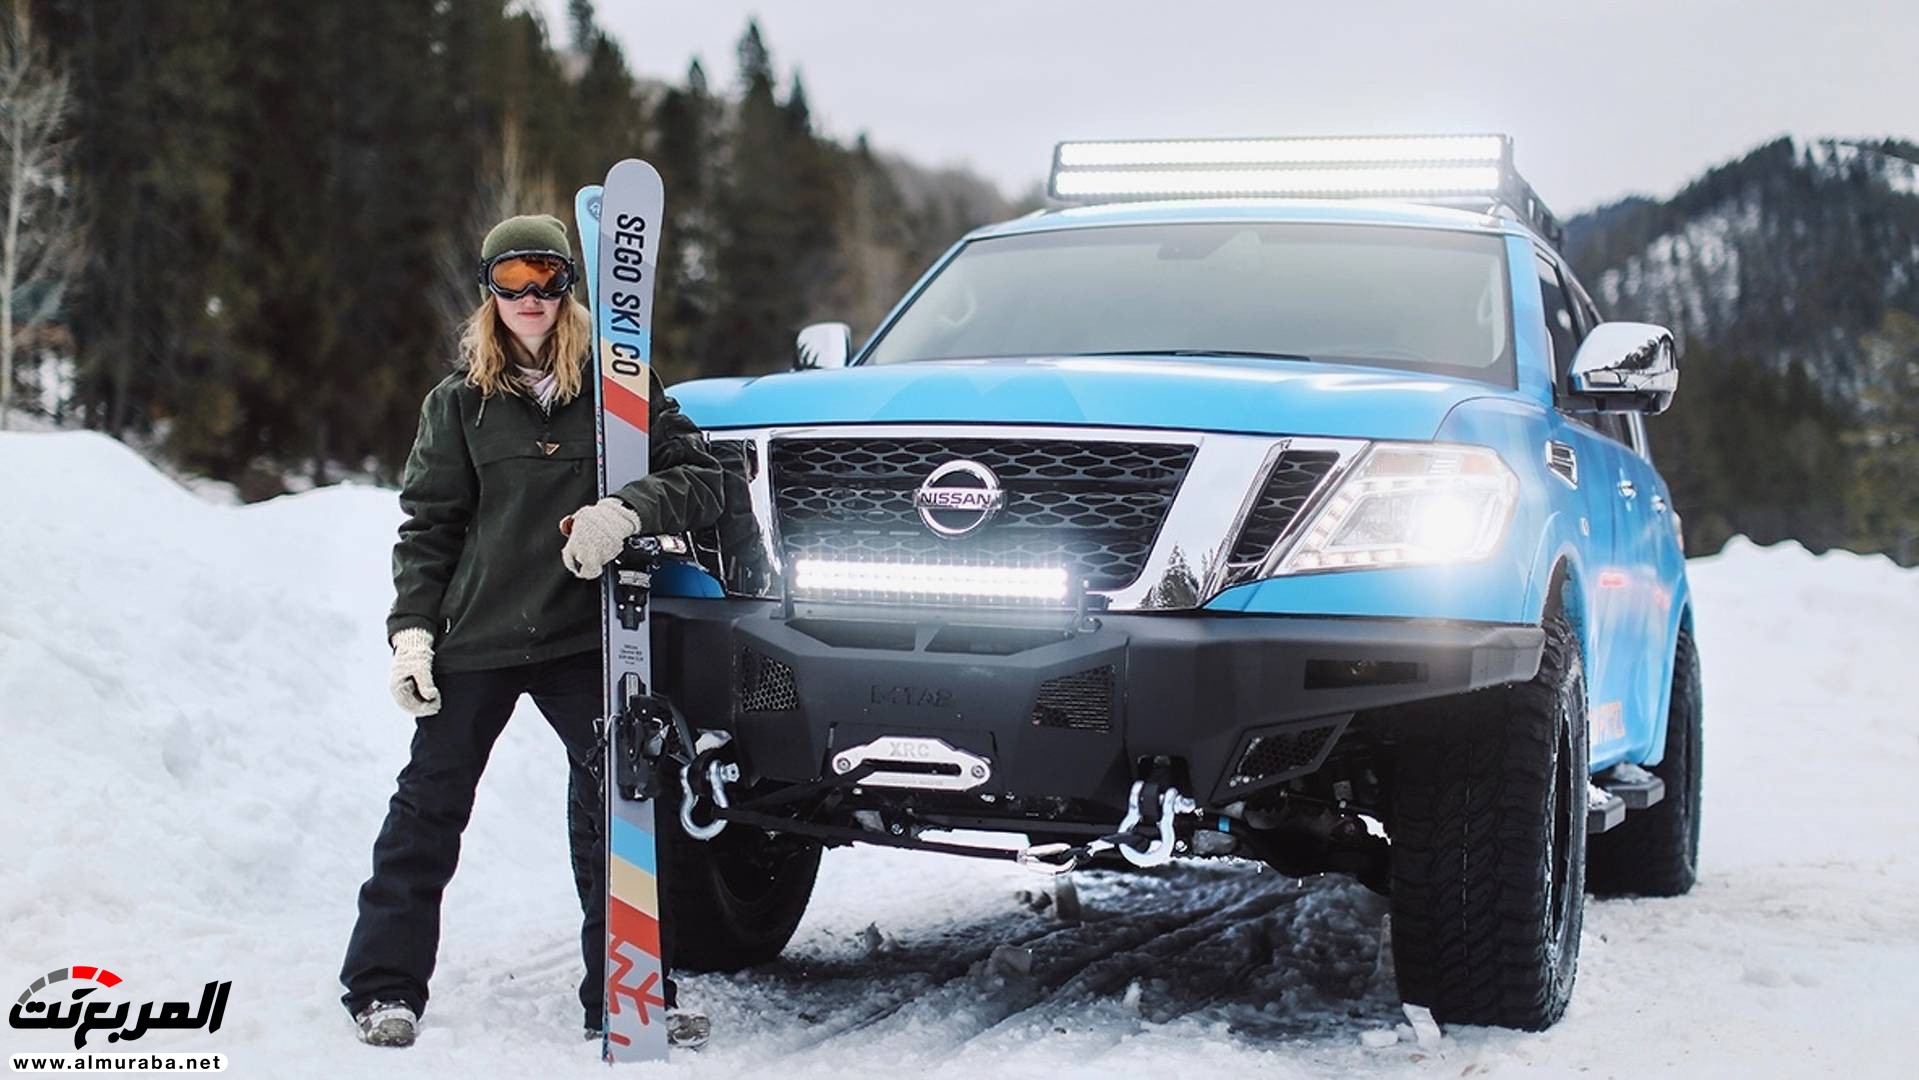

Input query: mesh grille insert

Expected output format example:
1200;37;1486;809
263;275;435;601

1031;665;1116;732
737;648;799;713
1227;450;1341;566
1227;720;1345;789
771;438;1195;592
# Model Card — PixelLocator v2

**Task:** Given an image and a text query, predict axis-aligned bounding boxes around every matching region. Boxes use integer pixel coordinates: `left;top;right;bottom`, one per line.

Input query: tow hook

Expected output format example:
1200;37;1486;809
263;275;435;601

1115;780;1198;868
678;734;739;841
1015;779;1197;874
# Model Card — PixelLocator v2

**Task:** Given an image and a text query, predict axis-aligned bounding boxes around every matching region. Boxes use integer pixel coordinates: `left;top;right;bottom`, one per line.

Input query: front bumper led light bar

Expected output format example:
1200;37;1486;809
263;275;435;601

791;557;1071;605
1274;443;1519;574
1049;133;1561;244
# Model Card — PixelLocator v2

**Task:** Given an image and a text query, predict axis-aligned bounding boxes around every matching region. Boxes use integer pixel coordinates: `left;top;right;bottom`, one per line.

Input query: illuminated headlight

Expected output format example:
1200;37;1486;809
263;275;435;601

792;558;1070;604
1276;444;1517;573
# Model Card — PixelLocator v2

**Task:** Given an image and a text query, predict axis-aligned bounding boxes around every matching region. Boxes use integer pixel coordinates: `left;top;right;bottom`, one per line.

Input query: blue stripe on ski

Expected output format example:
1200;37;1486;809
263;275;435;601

610;814;657;876
574;184;602;293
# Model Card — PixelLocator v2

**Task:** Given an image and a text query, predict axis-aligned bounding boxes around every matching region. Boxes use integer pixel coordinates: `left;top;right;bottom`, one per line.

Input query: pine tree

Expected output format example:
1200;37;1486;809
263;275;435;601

653;57;718;380
1851;311;1919;563
708;18;802;376
566;0;596;52
24;2;1022;493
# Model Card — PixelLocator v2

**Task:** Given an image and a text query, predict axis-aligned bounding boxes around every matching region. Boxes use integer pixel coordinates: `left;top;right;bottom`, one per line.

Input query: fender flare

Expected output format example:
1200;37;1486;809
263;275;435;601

1522;514;1592;678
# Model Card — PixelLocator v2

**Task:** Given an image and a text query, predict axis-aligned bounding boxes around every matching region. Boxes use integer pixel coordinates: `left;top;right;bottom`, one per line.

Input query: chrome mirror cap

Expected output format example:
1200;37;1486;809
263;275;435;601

795;322;853;371
1567;322;1678;414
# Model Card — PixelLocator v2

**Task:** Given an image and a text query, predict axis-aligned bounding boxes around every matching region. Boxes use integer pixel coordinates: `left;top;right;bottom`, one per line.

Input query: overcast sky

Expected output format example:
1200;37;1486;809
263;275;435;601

562;0;1916;215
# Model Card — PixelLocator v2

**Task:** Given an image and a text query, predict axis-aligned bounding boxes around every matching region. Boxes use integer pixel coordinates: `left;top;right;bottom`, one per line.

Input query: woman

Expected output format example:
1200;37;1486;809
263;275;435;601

339;213;723;1048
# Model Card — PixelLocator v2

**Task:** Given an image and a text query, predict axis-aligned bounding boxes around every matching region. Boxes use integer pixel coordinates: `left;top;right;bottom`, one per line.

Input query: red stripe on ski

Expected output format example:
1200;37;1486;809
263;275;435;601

602;375;650;434
606;924;667;1034
608;895;662;958
605;967;665;1033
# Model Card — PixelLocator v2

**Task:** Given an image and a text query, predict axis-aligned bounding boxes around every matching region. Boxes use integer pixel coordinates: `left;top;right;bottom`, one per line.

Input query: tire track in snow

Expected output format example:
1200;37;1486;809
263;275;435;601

709;862;1396;1067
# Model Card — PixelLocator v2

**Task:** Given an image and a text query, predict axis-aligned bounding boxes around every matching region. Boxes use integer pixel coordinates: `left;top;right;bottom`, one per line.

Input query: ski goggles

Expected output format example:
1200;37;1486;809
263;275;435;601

480;251;578;300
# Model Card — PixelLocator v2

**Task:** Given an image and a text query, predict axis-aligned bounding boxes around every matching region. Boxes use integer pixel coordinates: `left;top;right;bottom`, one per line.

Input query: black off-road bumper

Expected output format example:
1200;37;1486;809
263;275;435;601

653;597;1542;811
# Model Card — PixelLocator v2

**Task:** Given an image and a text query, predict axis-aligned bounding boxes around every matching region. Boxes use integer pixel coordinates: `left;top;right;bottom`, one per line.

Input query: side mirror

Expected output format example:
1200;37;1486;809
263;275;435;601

1567;322;1679;414
795;322;852;371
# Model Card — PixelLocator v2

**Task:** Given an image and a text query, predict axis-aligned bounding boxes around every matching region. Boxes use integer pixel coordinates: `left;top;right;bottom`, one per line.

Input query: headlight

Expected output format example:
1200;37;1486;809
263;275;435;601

1275;443;1517;573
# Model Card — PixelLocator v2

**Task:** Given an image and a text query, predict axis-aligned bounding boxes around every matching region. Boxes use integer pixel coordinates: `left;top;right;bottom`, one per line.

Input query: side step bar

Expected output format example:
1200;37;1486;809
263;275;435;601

1587;764;1666;834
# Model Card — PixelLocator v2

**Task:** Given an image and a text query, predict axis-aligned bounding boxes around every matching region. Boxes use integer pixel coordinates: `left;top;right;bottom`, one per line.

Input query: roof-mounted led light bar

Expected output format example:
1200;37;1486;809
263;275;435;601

1048;134;1561;245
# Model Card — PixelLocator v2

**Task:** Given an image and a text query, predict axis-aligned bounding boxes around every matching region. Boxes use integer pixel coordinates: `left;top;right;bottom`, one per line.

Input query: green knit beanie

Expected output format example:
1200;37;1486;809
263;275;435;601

482;213;570;262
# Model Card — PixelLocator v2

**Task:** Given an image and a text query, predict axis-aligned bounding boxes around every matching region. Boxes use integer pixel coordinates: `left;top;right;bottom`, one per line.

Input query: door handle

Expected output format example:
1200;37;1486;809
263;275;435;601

1616;479;1637;499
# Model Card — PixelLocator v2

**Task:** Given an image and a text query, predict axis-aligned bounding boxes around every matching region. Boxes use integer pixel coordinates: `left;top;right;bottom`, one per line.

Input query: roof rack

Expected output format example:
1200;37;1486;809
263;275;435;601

1047;134;1562;247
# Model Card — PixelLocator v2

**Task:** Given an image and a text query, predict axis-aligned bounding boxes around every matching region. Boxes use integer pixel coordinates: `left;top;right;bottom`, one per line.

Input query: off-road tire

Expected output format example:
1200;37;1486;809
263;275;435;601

660;814;821;973
1588;627;1702;897
1387;605;1588;1031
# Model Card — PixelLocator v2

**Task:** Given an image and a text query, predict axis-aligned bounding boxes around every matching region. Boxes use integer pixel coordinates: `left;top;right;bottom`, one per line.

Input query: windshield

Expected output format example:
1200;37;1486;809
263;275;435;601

863;222;1515;386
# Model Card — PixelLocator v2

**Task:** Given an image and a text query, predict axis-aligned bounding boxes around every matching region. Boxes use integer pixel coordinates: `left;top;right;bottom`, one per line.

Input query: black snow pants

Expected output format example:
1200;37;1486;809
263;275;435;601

339;648;626;1025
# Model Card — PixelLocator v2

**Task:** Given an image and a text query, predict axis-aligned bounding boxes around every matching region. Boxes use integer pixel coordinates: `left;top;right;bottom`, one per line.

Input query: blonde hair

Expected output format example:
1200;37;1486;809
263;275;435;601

459;296;592;403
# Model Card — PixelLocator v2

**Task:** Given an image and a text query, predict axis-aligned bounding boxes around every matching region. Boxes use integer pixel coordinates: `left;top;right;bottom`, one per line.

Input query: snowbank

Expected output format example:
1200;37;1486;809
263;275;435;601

2;430;1914;1078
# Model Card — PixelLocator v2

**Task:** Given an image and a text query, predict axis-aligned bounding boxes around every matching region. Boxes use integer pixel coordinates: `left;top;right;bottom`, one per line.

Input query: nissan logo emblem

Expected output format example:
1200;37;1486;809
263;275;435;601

914;459;1005;537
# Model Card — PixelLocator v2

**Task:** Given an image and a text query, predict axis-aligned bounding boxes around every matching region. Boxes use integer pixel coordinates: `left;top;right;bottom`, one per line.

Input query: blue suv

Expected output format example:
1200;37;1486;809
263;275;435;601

651;135;1700;1031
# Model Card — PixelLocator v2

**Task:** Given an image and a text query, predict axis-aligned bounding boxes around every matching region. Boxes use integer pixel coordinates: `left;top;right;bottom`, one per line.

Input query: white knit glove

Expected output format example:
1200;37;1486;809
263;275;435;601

388;627;442;716
560;497;642;579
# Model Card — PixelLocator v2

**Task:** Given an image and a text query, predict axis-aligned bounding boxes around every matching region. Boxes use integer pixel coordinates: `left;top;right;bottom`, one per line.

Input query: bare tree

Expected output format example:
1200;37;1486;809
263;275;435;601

0;3;81;430
434;116;562;344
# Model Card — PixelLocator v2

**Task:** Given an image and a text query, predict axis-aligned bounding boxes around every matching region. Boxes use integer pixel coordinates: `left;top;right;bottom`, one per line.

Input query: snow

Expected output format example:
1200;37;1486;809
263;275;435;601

3;429;1916;1078
1797;136;1919;198
1597;198;1760;343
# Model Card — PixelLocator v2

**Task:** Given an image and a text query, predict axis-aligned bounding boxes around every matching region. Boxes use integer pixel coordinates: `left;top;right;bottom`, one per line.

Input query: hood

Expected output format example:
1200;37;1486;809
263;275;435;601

669;356;1507;441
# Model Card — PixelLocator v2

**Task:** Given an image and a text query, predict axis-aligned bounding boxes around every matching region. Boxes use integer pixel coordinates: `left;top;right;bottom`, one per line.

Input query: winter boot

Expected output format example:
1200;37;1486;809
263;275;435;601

583;1010;709;1050
353;1000;419;1048
666;1009;710;1050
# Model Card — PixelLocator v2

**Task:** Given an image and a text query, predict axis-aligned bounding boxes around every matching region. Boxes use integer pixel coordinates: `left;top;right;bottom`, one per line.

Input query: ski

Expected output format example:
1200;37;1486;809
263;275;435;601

577;159;670;1065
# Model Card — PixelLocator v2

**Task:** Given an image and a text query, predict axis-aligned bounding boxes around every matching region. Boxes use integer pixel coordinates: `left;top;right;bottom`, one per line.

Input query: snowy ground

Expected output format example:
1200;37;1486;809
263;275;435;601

3;429;1915;1078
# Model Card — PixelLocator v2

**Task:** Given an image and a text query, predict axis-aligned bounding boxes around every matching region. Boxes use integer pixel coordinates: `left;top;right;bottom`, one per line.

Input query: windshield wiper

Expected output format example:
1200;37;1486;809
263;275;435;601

1071;349;1318;363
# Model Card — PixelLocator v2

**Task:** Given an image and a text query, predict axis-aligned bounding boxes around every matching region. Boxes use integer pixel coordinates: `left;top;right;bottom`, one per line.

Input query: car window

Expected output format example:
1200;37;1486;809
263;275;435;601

1535;253;1579;388
1589;411;1633;447
1566;276;1602;337
864;223;1517;387
1540;253;1637;449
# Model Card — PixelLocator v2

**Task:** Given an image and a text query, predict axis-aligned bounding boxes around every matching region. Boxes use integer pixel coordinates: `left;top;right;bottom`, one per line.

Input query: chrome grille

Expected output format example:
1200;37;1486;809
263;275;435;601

770;438;1195;591
692;439;774;595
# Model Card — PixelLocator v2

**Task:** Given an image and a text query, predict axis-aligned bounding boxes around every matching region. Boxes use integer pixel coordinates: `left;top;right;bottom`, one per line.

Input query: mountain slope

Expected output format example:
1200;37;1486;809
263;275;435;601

1564;137;1919;562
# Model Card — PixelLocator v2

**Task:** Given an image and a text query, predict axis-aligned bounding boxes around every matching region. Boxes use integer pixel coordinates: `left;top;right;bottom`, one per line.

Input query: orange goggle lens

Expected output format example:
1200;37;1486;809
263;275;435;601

485;253;575;297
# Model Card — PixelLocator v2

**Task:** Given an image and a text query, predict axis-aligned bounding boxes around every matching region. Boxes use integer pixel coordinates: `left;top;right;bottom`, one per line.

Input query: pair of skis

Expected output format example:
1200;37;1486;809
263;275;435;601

576;161;672;1064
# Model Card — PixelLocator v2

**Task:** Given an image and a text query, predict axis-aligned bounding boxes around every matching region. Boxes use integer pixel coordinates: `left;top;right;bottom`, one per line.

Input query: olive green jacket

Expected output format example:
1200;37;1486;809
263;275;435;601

387;368;723;671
